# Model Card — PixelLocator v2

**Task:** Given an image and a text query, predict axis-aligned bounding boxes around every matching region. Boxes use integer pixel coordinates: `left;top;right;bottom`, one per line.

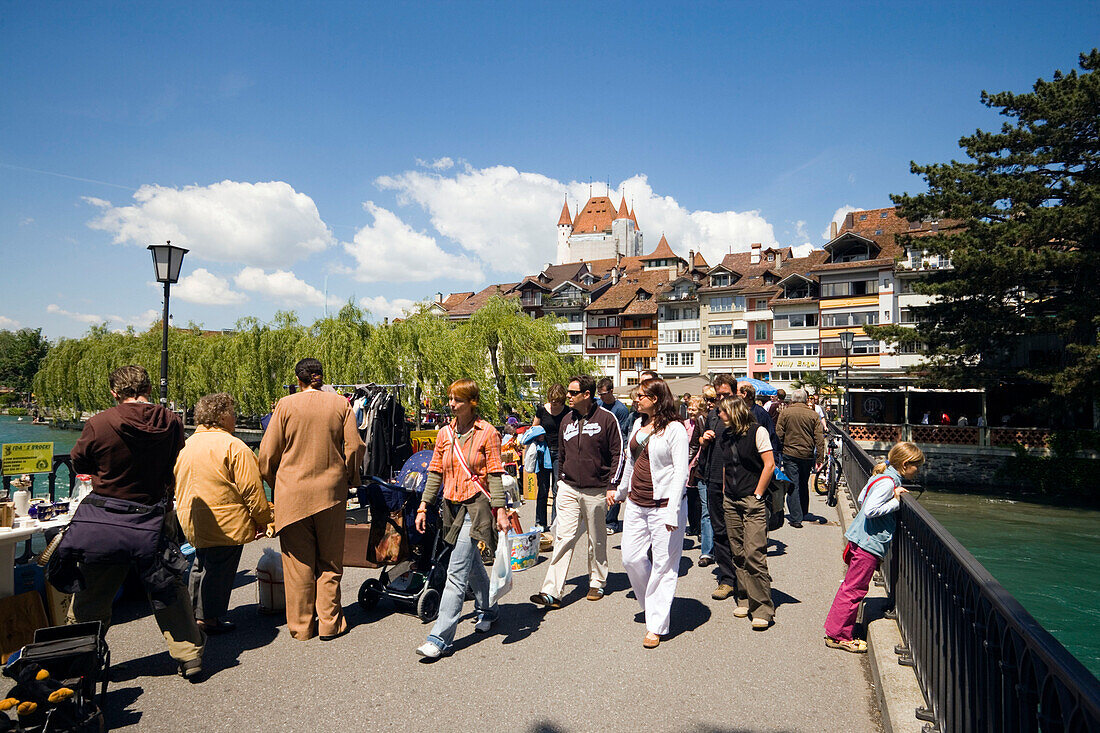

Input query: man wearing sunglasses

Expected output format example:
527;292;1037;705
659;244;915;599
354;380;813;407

697;374;740;601
531;374;624;608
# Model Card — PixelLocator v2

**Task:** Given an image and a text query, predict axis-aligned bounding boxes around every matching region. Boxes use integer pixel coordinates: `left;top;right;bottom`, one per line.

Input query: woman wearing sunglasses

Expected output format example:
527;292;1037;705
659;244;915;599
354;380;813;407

611;377;689;648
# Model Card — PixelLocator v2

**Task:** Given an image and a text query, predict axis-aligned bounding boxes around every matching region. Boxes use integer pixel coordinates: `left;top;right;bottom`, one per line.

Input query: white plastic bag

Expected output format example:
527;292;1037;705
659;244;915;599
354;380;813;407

488;531;513;605
523;442;539;474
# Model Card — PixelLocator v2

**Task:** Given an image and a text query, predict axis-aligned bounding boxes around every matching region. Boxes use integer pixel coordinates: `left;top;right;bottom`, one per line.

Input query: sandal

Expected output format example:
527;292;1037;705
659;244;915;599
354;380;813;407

824;636;867;653
529;592;562;609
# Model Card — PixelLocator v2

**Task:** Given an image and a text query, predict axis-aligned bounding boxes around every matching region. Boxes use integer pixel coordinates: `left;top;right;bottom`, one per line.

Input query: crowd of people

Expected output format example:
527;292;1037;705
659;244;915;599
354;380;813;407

59;360;920;680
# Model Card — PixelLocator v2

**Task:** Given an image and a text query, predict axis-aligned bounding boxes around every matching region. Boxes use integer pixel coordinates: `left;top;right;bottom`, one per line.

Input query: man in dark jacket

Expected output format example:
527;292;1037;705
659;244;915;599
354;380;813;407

775;388;826;528
531;374;624;608
69;365;205;679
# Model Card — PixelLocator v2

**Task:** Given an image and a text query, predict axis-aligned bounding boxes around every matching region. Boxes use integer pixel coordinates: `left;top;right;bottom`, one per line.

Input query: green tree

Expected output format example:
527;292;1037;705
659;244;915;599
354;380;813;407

879;50;1100;413
0;328;50;395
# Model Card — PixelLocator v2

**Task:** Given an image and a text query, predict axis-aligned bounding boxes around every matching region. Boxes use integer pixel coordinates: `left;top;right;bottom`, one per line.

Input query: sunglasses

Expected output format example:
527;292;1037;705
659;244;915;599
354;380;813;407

705;397;717;403
567;389;584;396
637;393;652;400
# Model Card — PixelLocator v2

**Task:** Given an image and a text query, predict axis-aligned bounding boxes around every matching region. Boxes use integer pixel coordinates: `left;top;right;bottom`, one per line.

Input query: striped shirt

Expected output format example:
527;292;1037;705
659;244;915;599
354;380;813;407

428;418;504;503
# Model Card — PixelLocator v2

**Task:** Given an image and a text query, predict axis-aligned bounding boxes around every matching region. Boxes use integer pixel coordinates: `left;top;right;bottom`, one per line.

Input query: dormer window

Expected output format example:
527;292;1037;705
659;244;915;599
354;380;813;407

711;274;730;287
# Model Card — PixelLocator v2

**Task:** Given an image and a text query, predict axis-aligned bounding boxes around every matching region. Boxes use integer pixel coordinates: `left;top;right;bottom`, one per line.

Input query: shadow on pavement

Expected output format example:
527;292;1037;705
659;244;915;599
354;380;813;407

102;684;143;729
767;537;788;557
770;587;801;611
665;597;711;640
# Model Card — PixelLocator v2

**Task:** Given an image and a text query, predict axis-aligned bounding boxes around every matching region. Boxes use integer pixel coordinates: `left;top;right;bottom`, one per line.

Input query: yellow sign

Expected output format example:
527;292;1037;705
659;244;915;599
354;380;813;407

410;429;439;453
2;442;54;476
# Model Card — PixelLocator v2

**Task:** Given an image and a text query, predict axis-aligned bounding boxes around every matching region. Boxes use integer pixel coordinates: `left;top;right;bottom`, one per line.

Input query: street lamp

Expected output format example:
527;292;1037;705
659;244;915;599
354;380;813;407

838;330;855;428
147;242;188;406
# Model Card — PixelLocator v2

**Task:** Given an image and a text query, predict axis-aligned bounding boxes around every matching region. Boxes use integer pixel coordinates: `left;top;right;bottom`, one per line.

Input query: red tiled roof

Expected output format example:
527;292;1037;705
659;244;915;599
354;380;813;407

441;292;474;310
644;234;678;261
692;251;709;268
446;283;519;318
557;199;572;227
617;196;629;219
586;270;671;312
572;196;617;234
629;207;639;229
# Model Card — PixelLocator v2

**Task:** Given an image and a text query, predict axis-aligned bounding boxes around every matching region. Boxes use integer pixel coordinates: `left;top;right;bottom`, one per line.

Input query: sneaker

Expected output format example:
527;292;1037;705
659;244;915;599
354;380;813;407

177;658;203;681
532;524;545;534
712;583;736;601
473;615;495;633
732;606;749;618
751;617;772;631
416;642;444;659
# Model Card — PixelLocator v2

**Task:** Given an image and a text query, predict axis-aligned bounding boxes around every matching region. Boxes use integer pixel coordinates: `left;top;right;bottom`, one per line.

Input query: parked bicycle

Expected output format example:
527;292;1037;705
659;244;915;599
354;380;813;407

813;434;841;507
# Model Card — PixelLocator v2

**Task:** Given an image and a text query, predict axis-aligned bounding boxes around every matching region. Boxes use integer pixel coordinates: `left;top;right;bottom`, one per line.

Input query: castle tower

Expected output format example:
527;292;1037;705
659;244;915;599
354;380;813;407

556;198;573;264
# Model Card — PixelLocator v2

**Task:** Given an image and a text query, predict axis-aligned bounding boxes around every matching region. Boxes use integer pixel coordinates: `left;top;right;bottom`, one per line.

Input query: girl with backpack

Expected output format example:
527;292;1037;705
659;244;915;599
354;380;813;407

824;441;925;653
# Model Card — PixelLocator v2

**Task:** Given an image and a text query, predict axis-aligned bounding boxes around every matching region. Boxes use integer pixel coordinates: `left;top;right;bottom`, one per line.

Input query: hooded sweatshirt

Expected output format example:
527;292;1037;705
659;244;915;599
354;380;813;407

71;400;186;505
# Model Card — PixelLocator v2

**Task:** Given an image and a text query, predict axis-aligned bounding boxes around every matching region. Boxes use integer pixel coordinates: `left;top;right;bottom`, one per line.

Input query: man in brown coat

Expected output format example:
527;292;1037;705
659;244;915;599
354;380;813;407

775;388;825;528
258;359;364;641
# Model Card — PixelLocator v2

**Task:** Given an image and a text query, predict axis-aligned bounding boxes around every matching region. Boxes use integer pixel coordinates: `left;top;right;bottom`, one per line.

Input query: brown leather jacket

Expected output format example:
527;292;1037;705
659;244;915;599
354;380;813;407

775;402;825;461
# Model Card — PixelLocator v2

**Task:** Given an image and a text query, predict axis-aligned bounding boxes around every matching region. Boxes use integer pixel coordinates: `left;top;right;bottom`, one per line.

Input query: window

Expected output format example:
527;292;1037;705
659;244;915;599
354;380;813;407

754;322;768;340
709;296;733;312
898;341;926;355
569;312;583;322
680;351;695;366
665;352;679;366
733;328;747;339
821;340;880;357
568;334;582;345
820;311;879;328
711;274;731;287
709;344;733;360
752;298;769;311
821;279;878;298
755;348;767;364
709;323;732;337
859;214;867;221
734;344;747;359
777;313;818;328
874;229;883;236
597;317;606;327
772;371;808;382
774;342;819;357
880;212;888;219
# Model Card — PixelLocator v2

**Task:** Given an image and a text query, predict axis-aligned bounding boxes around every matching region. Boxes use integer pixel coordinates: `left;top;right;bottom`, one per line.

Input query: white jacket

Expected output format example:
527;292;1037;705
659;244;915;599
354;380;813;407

614;418;690;527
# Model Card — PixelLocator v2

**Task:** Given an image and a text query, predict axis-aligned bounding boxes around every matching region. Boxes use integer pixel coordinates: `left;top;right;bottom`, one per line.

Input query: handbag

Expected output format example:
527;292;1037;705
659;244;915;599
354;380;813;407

523;442;539;474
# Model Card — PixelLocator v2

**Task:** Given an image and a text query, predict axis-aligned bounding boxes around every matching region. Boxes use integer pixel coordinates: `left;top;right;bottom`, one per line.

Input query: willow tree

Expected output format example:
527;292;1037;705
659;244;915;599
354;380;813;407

299;302;375;386
459;295;595;420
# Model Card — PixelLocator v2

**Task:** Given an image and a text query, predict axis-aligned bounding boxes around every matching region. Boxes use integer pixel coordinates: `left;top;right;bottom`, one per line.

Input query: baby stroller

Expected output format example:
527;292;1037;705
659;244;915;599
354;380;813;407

345;452;449;623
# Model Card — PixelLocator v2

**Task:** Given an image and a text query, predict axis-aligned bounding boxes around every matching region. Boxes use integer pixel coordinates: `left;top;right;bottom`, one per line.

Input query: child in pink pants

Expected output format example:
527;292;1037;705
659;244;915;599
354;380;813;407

824;442;924;653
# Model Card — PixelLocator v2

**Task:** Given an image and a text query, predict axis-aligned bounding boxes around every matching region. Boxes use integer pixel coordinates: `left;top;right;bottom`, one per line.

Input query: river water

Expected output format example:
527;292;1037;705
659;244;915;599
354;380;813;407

1;416;1097;677
919;489;1100;680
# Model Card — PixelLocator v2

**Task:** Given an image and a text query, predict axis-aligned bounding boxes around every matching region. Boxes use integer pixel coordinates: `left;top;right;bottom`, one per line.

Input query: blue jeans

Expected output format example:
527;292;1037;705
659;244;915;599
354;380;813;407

535;456;558;529
696;482;713;557
425;515;496;652
782;456;814;525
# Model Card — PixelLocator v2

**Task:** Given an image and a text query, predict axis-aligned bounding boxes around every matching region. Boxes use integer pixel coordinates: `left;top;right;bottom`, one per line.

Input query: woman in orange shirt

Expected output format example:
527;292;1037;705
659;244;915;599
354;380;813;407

413;379;511;659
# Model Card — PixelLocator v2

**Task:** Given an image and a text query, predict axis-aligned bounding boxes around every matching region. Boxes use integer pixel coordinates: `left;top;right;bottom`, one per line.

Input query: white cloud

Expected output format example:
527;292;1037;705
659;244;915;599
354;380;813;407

234;267;337;307
174;268;248;305
416;157;455;171
18;218;34;227
790;243;817;258
359;295;422;322
47;304;158;330
795;220;808;240
344;202;484;284
85;180;336;267
823;205;860;241
0;316;20;329
375;165;779;273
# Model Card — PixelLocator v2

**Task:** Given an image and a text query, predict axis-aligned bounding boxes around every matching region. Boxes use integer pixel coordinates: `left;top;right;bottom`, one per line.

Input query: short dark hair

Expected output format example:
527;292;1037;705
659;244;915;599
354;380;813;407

571;374;596;399
194;393;235;427
109;365;151;399
713;374;737;392
597;377;614;393
640;378;680;433
294;358;324;388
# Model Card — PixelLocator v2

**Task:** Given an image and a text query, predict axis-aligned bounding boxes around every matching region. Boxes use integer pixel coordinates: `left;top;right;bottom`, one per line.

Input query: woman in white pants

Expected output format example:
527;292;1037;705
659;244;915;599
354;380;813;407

611;377;689;648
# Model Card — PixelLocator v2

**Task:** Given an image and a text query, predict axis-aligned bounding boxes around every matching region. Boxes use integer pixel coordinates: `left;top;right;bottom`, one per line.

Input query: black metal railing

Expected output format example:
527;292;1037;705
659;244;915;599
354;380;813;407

831;423;1100;732
2;454;79;502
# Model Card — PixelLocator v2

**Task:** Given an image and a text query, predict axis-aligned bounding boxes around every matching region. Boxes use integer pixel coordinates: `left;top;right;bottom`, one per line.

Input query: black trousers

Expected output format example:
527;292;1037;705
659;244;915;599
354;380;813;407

704;480;737;587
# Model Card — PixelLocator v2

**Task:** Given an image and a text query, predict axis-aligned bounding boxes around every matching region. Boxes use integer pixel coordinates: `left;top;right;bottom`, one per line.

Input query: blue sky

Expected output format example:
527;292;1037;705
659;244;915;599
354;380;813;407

3;1;1097;338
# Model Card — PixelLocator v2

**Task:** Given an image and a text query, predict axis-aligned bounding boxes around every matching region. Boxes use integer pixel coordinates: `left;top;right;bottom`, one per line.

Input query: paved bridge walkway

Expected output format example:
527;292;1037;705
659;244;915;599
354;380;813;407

99;489;882;732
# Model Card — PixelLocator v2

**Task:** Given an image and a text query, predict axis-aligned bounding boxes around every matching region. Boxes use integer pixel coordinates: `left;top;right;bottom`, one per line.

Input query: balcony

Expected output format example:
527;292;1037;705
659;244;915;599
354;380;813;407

558;343;583;354
543;294;587;308
658;287;697;302
586;346;620;354
744;309;773;322
519;296;543;308
897;258;953;271
587;326;620;336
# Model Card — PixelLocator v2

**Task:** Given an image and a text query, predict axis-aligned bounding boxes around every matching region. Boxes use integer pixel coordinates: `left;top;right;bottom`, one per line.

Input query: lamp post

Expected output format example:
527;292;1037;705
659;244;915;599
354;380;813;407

838;330;855;428
147;242;188;406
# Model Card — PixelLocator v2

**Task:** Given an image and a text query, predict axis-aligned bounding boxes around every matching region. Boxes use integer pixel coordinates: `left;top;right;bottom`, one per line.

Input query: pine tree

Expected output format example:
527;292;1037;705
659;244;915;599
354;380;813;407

885;50;1100;414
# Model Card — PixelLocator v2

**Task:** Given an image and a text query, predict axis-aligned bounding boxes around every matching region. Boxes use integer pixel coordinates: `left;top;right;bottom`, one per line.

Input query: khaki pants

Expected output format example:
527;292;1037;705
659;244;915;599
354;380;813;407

278;503;347;640
540;480;608;598
723;493;774;622
69;562;205;664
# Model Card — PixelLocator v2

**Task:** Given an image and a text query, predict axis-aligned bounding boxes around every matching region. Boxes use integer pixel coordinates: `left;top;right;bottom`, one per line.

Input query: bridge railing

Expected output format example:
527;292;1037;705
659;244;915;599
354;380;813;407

831;422;1100;732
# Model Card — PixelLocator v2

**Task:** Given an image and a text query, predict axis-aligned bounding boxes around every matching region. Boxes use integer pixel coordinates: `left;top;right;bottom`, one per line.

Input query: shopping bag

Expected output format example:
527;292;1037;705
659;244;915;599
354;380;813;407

523;443;539;474
488;531;513;605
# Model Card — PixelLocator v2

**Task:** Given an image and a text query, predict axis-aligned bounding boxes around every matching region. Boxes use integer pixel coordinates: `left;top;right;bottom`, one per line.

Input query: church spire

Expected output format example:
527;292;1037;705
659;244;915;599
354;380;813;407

617;196;629;219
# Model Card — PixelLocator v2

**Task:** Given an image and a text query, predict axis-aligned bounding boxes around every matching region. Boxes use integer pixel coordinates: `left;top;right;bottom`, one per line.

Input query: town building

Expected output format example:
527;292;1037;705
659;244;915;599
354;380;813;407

556;195;644;264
